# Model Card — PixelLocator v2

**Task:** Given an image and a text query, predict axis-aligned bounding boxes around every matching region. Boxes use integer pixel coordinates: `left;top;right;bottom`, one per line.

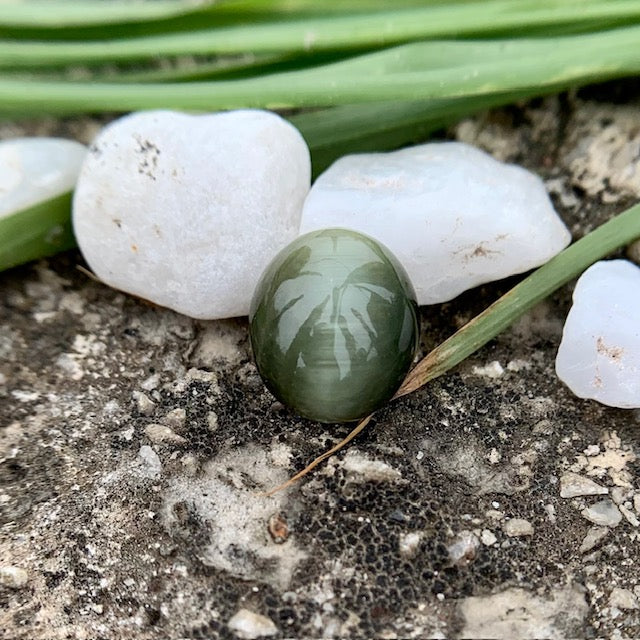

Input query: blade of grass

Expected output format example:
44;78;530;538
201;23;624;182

0;0;217;28
2;53;296;85
0;192;75;271
268;201;640;494
395;202;640;397
291;90;541;176
4;1;640;68
1;27;640;115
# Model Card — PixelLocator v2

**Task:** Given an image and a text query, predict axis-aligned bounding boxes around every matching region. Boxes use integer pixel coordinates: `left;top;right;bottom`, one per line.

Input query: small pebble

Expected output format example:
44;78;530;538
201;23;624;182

73;109;310;319
144;424;186;445
559;472;608;498
164;408;186;431
135;445;162;479
480;529;497;546
227;608;278;639
502;518;534;537
180;454;199;477
207;411;219;432
0;566;28;589
634;493;640;515
447;531;479;565
267;513;289;544
0;137;86;219
610;487;630;504
472;361;505;379
132;391;156;415
341;451;402;484
300;141;570;305
556;260;640;408
609;587;639;610
618;503;639;527
398;532;423;557
579;526;609;553
544;504;557;523
581;498;622;527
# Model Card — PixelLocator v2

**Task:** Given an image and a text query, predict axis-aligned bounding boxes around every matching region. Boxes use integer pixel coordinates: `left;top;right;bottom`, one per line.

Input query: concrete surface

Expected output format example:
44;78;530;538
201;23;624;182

1;84;640;639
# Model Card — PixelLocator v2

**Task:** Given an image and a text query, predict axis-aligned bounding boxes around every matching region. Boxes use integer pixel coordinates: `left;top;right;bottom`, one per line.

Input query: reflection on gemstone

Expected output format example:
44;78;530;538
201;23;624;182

250;228;420;423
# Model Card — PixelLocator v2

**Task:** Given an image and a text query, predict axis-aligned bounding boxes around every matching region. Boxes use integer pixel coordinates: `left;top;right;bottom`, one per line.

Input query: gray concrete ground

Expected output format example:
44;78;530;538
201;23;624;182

1;85;640;639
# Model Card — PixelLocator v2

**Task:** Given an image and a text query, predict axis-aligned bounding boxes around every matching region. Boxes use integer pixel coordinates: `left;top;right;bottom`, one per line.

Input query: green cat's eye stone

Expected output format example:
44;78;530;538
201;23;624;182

249;228;419;423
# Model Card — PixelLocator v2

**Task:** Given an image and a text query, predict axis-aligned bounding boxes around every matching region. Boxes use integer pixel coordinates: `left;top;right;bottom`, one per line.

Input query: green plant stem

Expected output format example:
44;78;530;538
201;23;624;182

291;90;540;176
0;192;75;272
1;27;640;116
4;1;640;68
395;202;640;397
0;0;217;28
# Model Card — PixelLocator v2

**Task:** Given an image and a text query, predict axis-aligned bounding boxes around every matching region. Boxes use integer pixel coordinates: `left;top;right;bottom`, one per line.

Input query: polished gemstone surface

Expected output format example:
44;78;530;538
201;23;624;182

249;228;419;423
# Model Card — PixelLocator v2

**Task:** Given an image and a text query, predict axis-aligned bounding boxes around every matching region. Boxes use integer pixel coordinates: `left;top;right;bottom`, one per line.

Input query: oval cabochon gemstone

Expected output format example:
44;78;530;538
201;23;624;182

249;228;420;423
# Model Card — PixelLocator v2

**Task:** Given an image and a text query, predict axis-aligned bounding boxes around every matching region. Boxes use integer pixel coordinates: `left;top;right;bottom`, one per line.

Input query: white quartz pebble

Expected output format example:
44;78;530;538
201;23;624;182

556;260;640;408
300;142;570;305
73;110;310;319
0;137;86;219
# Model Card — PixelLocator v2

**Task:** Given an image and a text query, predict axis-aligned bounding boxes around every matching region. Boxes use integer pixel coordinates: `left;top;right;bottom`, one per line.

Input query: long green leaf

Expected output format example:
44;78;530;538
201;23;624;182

291;90;539;176
0;0;217;28
4;1;640;68
1;27;640;115
0;192;75;271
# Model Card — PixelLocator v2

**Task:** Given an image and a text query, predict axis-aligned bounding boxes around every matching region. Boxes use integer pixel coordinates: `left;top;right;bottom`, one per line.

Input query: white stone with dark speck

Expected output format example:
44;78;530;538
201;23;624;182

300;142;570;305
556;260;640;408
73;110;310;319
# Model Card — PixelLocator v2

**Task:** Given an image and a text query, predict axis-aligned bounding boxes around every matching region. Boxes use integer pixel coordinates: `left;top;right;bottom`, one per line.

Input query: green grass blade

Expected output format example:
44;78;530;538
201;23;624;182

1;27;640;115
0;192;75;271
395;202;640;398
0;0;217;28
4;1;640;68
291;90;539;176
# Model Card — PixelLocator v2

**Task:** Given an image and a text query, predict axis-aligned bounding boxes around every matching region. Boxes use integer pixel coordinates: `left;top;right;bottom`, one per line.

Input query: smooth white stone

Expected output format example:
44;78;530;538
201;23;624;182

73;110;310;319
300;142;570;305
0;137;87;219
227;609;278;639
556;260;640;408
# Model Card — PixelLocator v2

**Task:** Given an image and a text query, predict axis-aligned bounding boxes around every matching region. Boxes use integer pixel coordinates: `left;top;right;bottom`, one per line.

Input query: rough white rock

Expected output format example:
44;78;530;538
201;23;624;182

0;565;29;589
609;587;639;610
300;142;570;305
227;609;278;639
559;472;608;498
556;260;640;408
134;445;162;479
73;110;310;319
398;532;423;557
459;584;588;639
480;529;497;546
144;423;186;445
502;518;534;537
581;498;622;527
579;525;609;553
0;137;86;219
447;530;479;565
